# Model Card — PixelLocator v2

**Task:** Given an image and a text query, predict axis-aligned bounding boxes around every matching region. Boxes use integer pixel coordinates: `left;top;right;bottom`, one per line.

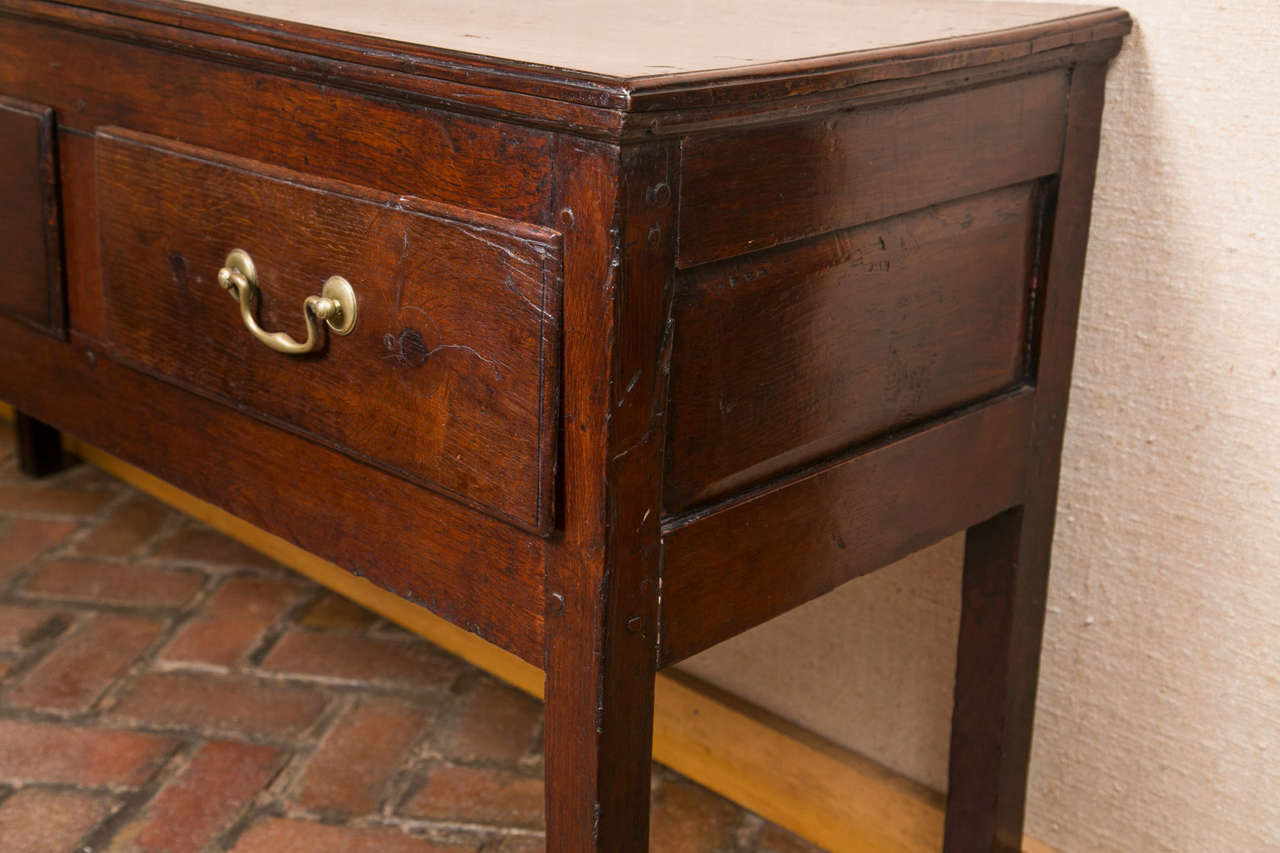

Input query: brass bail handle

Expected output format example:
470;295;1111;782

216;249;358;355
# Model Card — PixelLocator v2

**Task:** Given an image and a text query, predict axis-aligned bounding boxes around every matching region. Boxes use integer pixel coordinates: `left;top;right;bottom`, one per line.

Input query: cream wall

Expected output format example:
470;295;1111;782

681;2;1280;849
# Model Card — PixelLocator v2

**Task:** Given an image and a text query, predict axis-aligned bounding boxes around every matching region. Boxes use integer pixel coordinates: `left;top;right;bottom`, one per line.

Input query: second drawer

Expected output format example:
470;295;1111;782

95;128;562;534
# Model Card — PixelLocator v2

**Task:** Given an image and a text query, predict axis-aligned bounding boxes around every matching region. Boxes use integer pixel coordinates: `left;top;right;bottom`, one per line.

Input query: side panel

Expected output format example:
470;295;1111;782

678;72;1067;267
659;391;1033;666
665;183;1044;511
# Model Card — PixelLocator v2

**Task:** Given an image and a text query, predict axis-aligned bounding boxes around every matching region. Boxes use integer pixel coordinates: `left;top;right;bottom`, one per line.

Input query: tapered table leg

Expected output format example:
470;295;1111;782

13;411;64;478
544;634;657;852
943;58;1114;851
944;505;1054;852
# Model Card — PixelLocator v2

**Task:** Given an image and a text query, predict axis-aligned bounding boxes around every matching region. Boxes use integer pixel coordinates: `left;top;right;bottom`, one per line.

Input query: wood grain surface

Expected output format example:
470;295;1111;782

0;0;1128;131
677;72;1068;266
96;129;562;534
945;62;1113;852
0;15;555;218
0;314;549;663
660;391;1033;666
541;137;679;851
55;132;106;343
665;182;1044;512
0;94;63;337
100;0;1112;77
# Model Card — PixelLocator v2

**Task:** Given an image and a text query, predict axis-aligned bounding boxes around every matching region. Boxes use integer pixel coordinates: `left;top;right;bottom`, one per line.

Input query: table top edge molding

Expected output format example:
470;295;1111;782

4;0;1131;138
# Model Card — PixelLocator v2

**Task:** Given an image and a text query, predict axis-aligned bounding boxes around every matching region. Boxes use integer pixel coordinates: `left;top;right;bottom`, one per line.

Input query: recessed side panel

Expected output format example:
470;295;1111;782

0;95;64;338
665;182;1045;513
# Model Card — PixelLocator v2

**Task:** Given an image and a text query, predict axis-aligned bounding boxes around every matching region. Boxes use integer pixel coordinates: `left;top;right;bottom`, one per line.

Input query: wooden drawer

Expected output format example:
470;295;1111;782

95;128;562;534
0;94;64;338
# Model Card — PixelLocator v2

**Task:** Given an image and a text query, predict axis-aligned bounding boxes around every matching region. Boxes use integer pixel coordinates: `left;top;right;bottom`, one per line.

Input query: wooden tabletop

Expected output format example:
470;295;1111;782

15;0;1128;134
120;0;1122;78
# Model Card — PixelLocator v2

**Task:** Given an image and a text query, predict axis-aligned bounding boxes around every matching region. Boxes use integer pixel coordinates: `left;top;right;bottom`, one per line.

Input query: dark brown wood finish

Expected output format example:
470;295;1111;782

665;182;1044;512
0;0;629;135
96;128;563;534
633;37;1125;143
0;315;547;662
0;0;1129;138
0;15;554;222
0;2;1129;849
660;391;1033;667
677;72;1067;267
0;94;64;337
13;411;65;477
543;137;677;851
945;61;1113;852
55;131;106;342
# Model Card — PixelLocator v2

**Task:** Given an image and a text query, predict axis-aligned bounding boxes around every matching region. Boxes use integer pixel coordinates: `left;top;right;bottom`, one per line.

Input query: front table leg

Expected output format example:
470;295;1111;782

544;634;658;852
541;137;673;850
13;410;65;477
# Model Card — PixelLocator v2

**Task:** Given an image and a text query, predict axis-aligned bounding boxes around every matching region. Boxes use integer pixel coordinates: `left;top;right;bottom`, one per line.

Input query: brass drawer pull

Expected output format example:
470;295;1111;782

216;248;357;354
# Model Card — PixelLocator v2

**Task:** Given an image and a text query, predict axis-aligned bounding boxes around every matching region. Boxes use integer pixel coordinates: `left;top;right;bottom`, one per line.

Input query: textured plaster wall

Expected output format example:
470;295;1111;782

680;2;1280;849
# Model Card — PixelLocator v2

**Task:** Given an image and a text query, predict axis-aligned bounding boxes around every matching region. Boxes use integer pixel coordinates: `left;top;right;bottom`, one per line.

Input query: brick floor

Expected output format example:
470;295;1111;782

0;445;825;852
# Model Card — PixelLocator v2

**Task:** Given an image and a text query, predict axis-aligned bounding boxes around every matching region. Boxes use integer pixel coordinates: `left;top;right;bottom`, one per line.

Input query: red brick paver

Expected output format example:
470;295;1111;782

108;672;330;741
8;612;164;712
0;518;78;585
293;696;434;815
446;681;543;764
23;558;205;607
159;575;303;667
0;451;826;851
108;740;280;853
493;838;546;853
74;493;174;558
403;764;546;829
0;483;114;517
0;603;66;650
0;719;177;787
261;629;466;689
149;521;286;571
650;776;744;853
229;818;476;853
0;787;118;853
757;824;828;853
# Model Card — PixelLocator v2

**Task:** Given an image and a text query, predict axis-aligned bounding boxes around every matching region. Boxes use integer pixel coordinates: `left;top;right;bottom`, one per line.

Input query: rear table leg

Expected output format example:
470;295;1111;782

944;59;1114;851
13;411;64;477
944;505;1053;852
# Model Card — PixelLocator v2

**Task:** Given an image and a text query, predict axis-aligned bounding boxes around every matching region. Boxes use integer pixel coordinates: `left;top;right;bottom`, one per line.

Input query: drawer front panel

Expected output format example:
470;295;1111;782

678;72;1067;268
0;95;64;337
664;182;1043;513
96;129;562;534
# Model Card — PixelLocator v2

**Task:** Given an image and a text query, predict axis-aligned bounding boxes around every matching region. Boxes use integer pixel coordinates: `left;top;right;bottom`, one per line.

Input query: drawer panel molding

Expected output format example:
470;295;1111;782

0;94;65;338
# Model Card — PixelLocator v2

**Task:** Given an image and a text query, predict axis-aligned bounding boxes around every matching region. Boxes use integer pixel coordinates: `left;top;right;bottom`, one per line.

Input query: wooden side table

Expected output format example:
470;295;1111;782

0;1;1130;849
